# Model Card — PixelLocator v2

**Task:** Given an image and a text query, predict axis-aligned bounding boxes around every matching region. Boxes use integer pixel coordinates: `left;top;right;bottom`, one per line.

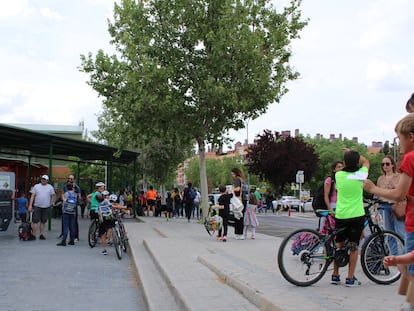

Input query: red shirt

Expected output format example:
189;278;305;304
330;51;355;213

399;150;414;232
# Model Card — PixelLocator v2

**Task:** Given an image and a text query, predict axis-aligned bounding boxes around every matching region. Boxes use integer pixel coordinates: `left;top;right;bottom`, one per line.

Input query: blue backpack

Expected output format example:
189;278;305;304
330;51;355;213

63;192;77;214
189;187;196;200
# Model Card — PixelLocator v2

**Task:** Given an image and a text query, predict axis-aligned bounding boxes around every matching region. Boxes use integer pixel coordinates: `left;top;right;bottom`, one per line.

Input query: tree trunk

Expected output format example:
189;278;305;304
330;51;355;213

197;139;209;221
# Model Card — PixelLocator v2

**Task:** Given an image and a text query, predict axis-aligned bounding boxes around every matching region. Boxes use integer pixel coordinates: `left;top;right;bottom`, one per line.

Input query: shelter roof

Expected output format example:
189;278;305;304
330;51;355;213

0;123;138;164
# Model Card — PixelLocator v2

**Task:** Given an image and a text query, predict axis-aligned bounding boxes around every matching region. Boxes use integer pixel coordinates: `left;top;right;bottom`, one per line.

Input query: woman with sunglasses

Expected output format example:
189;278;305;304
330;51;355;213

376;156;406;242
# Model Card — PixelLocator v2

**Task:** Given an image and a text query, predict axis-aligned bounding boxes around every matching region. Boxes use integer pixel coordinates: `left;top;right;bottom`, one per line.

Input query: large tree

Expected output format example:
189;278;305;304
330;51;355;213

80;0;307;218
246;130;318;193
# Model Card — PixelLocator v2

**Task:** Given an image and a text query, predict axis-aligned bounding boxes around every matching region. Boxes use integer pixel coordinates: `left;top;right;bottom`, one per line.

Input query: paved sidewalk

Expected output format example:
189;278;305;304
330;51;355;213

0;217;146;311
126;215;406;311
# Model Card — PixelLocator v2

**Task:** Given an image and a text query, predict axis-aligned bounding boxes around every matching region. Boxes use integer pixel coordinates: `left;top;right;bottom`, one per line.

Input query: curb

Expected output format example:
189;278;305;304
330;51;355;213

142;238;191;311
198;255;284;311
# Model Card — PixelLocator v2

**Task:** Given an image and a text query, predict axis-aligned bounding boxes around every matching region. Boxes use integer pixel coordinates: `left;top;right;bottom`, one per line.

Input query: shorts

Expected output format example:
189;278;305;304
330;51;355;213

334;216;365;244
147;199;156;206
32;206;49;224
99;218;115;236
405;232;414;276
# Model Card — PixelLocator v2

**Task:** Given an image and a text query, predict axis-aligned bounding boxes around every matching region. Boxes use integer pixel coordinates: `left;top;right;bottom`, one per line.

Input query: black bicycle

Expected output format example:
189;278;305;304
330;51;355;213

88;217;100;248
277;199;404;286
113;209;128;254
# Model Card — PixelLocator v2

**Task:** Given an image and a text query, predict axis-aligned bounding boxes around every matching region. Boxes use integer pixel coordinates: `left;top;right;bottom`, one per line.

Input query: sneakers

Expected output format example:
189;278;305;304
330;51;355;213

56;241;66;246
68;240;75;245
331;275;341;285
400;303;414;311
39;235;46;240
222;236;227;242
101;249;108;255
216;235;223;241
251;235;255;240
345;277;361;287
239;235;245;240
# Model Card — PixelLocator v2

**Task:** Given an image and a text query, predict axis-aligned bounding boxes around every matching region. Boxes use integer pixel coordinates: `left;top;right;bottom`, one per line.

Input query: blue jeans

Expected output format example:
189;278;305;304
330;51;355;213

192;201;200;218
62;213;76;242
406;232;414;276
381;203;406;254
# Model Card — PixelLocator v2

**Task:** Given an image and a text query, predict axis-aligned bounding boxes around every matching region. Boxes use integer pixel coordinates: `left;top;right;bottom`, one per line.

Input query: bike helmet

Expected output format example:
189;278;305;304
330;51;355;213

95;193;104;203
102;190;110;196
109;194;118;202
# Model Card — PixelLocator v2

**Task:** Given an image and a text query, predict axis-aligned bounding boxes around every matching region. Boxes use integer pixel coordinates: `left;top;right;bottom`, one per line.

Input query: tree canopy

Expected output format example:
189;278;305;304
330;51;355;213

80;0;307;217
246;130;318;192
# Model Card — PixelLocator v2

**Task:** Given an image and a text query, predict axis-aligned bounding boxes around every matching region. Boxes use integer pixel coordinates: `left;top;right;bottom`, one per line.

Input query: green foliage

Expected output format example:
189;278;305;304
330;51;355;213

79;0;307;214
185;155;259;192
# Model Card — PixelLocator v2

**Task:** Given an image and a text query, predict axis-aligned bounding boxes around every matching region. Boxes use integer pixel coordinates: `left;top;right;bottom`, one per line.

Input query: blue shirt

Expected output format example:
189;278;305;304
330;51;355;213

16;197;28;214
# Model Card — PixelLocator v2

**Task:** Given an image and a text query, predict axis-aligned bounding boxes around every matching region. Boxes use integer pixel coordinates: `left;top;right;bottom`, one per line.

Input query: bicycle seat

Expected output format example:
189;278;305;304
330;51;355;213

315;209;335;217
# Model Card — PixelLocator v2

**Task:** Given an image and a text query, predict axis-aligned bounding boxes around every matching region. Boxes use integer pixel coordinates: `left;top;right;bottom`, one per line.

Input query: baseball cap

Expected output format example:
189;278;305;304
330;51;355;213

95;182;105;187
41;175;49;181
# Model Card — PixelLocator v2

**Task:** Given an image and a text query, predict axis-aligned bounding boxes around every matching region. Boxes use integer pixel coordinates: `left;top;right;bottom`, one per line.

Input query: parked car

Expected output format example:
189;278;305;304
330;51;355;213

279;196;301;211
208;194;235;226
301;198;314;213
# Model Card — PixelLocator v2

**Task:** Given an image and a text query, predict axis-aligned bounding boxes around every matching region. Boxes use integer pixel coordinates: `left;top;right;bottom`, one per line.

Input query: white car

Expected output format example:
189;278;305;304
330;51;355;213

279;196;301;211
301;198;314;213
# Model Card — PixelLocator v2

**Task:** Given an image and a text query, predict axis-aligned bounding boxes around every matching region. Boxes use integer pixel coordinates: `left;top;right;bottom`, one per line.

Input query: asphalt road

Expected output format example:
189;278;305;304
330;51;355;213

255;210;319;238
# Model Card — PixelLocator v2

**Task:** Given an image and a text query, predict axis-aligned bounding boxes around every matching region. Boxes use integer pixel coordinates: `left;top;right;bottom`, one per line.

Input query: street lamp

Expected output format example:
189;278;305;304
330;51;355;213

246;120;250;194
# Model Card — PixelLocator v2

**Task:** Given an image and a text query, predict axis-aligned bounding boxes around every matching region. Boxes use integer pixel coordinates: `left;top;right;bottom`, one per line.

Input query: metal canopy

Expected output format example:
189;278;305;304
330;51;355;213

0;123;138;163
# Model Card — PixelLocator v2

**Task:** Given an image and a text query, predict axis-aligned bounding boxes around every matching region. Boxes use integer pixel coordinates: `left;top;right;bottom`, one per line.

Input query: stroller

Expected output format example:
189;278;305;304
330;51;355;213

203;207;223;236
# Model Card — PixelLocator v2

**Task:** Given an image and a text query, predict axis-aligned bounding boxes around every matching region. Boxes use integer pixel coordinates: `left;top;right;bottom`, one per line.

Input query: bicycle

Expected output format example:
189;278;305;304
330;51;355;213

113;208;128;253
88;215;100;248
277;198;404;286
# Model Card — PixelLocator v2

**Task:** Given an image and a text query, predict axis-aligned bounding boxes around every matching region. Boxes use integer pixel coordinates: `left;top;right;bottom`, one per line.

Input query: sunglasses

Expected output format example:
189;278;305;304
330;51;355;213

381;162;392;166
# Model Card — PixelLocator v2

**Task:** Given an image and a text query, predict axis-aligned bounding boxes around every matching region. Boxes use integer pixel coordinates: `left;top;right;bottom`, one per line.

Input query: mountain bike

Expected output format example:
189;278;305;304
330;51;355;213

113;209;128;253
277;199;404;286
112;221;123;260
88;216;100;248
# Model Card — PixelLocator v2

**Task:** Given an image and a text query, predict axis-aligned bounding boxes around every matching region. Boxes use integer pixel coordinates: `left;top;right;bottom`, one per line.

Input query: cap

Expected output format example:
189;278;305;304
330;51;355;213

41;175;49;181
102;190;110;196
95;182;105;187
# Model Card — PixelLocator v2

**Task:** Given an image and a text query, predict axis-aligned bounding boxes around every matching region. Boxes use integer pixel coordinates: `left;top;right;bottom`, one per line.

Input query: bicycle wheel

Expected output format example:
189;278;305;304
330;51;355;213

112;225;122;260
119;222;128;253
361;230;404;285
277;229;330;286
88;220;98;248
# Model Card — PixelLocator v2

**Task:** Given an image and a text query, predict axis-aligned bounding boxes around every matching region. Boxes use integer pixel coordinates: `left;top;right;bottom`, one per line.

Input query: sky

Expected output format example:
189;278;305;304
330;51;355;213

1;0;413;148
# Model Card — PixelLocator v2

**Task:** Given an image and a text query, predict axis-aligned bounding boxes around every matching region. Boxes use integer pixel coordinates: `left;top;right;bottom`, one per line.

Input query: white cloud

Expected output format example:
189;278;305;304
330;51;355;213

0;0;33;19
39;7;63;21
1;0;414;147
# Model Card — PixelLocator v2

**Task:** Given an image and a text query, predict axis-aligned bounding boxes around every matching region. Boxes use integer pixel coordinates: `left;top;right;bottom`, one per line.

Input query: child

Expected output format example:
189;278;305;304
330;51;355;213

166;192;173;221
331;149;369;287
406;93;414;113
97;191;114;255
215;185;231;242
244;193;259;239
16;192;28;223
384;251;414;268
364;113;414;308
57;183;77;246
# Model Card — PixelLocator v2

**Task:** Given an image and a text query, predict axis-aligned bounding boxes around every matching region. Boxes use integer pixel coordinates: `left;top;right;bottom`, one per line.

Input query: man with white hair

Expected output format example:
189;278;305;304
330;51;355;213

28;175;55;240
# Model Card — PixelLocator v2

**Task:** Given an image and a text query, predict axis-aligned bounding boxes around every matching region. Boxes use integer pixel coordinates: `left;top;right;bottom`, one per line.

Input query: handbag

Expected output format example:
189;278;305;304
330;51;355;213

392;200;406;221
231;196;244;213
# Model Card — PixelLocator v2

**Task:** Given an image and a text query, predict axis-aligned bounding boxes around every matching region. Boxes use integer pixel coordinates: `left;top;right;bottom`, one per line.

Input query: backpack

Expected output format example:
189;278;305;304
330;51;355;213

18;222;34;241
312;178;334;216
188;187;196;200
63;191;77;214
242;182;249;201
